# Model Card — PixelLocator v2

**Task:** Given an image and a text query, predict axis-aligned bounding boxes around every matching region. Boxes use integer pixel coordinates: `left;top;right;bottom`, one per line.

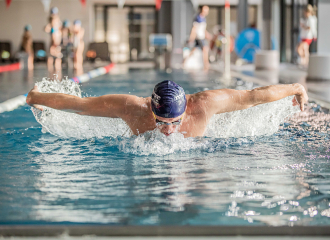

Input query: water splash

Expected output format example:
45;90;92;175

32;77;131;138
115;130;211;155
205;96;299;138
32;77;301;155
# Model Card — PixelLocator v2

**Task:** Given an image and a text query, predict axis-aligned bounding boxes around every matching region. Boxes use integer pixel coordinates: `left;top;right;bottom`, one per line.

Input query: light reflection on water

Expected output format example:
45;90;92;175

0;69;330;226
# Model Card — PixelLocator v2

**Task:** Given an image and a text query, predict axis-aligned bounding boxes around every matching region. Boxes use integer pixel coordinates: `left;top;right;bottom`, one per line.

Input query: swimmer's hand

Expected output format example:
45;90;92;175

26;86;44;111
292;84;308;111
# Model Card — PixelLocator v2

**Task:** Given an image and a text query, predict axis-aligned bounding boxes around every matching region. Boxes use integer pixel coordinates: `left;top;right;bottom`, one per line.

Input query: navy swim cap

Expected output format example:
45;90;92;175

151;80;186;118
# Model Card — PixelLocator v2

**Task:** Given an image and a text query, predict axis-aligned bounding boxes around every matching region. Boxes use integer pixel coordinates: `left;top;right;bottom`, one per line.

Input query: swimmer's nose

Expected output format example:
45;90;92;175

161;124;177;134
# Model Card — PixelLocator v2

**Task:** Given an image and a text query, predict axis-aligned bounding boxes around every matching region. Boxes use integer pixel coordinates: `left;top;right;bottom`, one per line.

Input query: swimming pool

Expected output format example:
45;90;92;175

1;69;330;227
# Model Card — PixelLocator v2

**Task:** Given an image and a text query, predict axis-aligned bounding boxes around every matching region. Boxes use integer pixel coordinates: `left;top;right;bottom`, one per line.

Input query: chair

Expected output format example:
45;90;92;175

0;41;12;63
86;42;111;62
33;41;47;62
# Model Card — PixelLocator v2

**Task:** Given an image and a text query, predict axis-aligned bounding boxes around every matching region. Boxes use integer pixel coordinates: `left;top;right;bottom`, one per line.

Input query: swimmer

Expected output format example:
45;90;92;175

297;5;314;67
183;5;211;71
72;19;85;71
20;25;34;70
26;81;308;138
45;7;62;73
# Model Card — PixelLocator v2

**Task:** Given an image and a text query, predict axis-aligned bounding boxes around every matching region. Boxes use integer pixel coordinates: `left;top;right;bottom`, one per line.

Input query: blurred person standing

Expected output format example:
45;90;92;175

72;20;85;71
61;20;72;67
310;5;318;52
44;7;62;73
184;5;211;71
20;25;34;70
61;20;71;48
297;5;314;67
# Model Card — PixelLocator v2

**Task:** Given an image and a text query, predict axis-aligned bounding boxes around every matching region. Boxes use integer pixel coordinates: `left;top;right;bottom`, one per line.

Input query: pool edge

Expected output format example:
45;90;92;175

211;67;330;110
1;225;330;237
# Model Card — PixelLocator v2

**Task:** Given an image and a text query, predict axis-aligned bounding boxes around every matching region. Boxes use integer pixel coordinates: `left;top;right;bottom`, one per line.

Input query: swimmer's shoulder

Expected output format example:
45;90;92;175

122;96;151;117
188;89;227;103
186;89;233;115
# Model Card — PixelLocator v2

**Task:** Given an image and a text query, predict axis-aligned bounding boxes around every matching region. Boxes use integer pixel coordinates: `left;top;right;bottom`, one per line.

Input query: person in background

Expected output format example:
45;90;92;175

209;25;234;63
44;7;62;73
297;5;314;67
184;5;211;71
72;20;85;71
20;25;34;70
61;20;71;48
61;20;72;68
310;5;318;50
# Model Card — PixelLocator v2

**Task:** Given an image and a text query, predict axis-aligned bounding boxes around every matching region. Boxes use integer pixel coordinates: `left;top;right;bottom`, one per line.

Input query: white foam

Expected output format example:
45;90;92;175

31;77;300;155
205;96;300;138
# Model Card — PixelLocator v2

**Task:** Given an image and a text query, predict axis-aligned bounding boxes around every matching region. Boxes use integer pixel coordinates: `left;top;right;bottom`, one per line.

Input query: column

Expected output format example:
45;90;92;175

255;0;279;70
309;0;318;53
291;0;300;63
237;0;249;33
157;1;172;34
171;0;194;68
262;0;272;50
280;0;287;62
318;0;330;53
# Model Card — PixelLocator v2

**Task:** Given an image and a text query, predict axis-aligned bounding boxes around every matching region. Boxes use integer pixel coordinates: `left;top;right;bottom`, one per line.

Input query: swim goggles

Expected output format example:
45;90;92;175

153;112;184;126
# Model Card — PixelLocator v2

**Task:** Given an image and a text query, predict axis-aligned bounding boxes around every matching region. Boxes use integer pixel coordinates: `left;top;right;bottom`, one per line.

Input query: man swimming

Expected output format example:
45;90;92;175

26;80;308;138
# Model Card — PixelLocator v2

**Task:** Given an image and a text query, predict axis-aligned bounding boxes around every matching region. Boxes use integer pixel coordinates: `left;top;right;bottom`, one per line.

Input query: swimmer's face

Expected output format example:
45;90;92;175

73;24;81;31
201;6;209;16
154;114;184;136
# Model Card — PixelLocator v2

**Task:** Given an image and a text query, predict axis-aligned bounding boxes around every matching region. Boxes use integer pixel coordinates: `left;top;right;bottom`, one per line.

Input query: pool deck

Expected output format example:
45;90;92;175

221;62;330;109
1;61;330;106
0;225;330;238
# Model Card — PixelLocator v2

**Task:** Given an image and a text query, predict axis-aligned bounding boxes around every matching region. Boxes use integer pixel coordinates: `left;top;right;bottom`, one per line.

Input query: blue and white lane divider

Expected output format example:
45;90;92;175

0;63;115;114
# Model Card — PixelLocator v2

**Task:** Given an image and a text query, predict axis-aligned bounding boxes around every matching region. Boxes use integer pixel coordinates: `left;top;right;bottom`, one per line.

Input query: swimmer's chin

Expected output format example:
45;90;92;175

160;131;175;136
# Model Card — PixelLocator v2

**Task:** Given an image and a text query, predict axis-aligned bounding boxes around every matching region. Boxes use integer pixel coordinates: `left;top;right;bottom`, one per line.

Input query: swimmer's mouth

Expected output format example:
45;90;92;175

164;132;172;136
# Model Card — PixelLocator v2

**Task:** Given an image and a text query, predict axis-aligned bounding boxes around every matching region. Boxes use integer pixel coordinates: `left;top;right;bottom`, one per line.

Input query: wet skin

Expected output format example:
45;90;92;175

27;83;308;138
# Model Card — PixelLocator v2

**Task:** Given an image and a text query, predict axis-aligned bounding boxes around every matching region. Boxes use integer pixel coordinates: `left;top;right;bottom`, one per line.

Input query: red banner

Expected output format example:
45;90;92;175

80;0;86;7
225;0;230;9
5;0;12;8
155;0;162;11
0;63;21;73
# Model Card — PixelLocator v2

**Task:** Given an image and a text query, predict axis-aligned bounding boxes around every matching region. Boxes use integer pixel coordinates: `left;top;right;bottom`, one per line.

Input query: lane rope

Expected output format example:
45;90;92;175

0;63;114;114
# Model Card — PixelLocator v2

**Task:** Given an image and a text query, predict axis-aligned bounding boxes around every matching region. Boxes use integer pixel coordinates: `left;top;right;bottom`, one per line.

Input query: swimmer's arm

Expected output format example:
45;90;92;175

189;25;197;42
26;87;143;118
247;83;308;111
202;83;308;114
44;24;51;33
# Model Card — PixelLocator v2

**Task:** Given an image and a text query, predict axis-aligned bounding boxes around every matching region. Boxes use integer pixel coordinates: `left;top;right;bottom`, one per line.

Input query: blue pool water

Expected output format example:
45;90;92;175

1;69;330;226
